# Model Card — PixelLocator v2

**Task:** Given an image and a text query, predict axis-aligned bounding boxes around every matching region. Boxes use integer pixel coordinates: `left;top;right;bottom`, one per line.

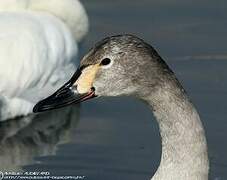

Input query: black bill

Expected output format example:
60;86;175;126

33;68;96;113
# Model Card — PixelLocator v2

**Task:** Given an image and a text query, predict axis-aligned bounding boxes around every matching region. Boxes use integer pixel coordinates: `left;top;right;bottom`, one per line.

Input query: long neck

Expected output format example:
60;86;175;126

141;79;209;180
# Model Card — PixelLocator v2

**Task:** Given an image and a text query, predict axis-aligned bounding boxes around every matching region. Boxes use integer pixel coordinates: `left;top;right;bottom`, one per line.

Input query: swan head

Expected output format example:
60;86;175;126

33;34;169;112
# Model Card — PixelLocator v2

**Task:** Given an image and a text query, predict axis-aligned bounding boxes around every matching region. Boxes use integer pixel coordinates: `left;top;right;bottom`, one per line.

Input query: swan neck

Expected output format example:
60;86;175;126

141;80;209;180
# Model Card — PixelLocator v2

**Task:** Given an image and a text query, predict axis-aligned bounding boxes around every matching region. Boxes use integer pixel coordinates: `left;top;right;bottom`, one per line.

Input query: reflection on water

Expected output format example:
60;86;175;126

0;105;80;171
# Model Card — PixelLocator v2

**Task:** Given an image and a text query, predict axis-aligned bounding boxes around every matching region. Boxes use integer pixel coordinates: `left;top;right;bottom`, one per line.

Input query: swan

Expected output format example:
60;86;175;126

33;34;209;180
0;0;88;121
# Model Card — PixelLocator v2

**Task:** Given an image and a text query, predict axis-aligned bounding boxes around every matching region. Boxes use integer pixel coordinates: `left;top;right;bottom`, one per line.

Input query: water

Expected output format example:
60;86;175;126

1;0;227;179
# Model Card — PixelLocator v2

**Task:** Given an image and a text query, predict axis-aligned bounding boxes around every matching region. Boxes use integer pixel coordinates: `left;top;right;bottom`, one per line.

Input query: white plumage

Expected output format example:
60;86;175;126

0;0;88;121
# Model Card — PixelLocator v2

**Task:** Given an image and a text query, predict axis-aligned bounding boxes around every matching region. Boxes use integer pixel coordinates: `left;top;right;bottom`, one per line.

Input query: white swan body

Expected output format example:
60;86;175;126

0;0;88;121
0;0;89;41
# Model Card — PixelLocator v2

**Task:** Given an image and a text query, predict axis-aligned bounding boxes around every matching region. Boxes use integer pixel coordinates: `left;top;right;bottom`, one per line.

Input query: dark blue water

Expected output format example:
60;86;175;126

1;1;227;179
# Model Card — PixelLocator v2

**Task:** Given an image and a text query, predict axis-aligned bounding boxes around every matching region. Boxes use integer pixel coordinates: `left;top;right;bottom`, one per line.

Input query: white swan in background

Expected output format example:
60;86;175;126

0;0;88;121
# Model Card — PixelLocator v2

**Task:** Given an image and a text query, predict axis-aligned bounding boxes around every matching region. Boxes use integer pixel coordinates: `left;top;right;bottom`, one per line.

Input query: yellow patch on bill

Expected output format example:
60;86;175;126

75;64;100;94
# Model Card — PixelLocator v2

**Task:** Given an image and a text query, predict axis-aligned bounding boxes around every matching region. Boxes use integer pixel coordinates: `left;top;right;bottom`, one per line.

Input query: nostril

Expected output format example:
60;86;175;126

91;87;95;92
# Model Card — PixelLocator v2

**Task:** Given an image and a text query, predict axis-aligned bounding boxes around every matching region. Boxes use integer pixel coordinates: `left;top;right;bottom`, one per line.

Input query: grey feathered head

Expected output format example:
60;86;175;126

79;34;173;97
33;34;174;112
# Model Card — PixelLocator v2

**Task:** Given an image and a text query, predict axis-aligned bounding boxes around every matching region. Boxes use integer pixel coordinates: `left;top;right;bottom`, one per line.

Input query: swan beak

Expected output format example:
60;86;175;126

33;68;96;113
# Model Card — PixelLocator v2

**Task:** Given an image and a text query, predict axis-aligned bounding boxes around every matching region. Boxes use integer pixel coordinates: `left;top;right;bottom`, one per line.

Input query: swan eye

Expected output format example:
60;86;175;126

100;58;111;66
